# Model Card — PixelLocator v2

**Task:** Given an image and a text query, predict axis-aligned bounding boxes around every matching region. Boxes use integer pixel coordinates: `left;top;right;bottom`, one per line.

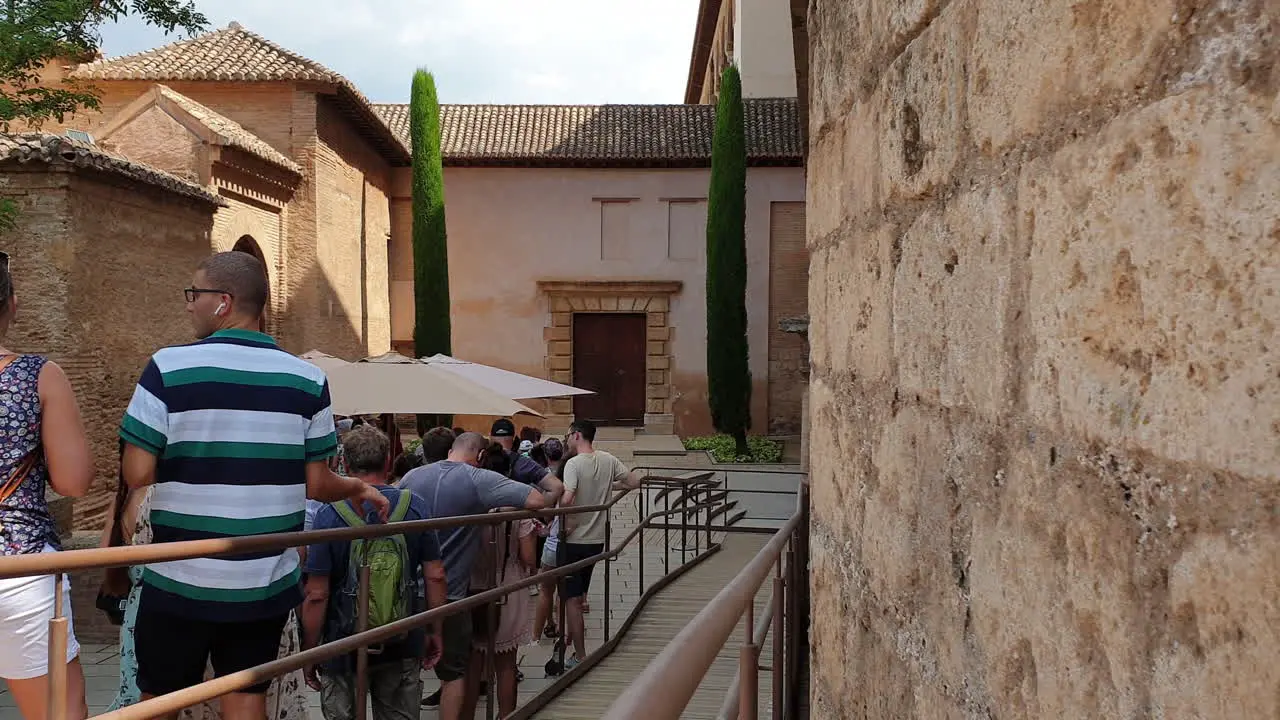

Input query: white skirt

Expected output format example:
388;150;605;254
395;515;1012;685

0;545;81;680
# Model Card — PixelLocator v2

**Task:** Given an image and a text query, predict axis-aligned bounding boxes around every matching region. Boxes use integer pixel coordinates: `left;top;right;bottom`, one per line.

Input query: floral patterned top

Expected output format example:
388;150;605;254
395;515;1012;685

0;355;57;556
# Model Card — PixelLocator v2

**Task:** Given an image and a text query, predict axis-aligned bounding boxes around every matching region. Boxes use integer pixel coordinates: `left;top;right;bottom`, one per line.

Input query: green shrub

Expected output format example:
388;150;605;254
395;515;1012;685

682;435;783;464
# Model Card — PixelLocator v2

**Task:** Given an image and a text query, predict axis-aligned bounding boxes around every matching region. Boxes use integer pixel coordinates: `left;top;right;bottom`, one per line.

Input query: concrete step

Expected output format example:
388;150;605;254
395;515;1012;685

631;434;688;457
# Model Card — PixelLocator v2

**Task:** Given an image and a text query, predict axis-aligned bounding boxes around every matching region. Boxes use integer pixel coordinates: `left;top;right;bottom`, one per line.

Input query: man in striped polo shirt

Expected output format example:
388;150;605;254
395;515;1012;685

119;251;389;720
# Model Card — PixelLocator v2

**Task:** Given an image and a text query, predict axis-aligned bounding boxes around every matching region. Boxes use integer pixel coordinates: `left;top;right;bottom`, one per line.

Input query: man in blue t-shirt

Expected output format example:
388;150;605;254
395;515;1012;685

301;425;448;720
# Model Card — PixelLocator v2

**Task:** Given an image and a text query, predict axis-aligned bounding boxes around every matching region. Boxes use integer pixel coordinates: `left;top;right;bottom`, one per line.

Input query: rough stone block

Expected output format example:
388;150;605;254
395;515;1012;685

551;312;571;327
1022;88;1280;480
548;356;571;371
646;384;669;400
647;369;667;385
893;184;1018;418
809;225;895;384
550;369;572;384
648;356;671;371
551;296;572;312
647;312;666;327
647;340;667;356
549;398;572;415
967;0;1178;153
543;326;570;342
549;340;571;356
647;296;669;312
646;326;671;341
809;0;949;133
646;399;665;414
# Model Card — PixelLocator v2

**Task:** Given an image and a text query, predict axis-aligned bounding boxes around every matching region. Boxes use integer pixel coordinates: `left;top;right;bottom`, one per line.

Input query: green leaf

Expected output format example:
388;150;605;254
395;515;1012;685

682;435;782;464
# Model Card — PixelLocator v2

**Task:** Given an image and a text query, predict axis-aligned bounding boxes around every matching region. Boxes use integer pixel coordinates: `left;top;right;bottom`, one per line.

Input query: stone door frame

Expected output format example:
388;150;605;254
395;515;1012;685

537;280;682;431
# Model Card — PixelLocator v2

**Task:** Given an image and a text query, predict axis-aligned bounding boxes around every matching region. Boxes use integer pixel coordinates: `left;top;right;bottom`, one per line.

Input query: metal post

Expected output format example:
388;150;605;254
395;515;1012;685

355;564;370;720
604;512;611;641
638;498;645;596
773;567;785;720
706;483;713;550
739;604;759;720
681;490;688;566
486;523;499;720
785;547;798;718
47;574;68;720
664;491;670;576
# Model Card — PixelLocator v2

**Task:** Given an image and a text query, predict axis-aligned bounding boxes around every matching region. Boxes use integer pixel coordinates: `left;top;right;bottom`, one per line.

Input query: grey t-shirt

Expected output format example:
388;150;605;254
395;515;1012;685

563;450;630;544
398;460;534;599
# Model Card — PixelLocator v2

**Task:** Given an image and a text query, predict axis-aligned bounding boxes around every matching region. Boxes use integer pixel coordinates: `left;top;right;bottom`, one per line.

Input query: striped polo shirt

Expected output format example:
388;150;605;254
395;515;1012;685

119;328;337;622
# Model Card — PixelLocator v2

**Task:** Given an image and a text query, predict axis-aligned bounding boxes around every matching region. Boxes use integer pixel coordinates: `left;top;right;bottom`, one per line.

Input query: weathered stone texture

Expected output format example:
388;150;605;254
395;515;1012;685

807;0;1280;716
2;169;218;528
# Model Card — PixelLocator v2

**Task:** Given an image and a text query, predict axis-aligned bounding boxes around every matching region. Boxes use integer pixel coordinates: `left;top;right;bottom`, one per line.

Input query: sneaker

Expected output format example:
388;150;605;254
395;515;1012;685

565;655;581;671
530;585;540;596
421;688;441;707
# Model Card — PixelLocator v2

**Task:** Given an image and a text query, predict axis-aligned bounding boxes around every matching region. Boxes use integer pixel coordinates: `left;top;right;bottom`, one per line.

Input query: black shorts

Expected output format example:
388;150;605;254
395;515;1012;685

435;594;493;683
561;542;604;599
135;600;288;696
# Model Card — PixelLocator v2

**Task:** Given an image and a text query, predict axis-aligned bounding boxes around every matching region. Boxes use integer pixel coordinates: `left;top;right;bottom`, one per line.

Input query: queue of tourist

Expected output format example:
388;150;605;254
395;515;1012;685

0;251;640;720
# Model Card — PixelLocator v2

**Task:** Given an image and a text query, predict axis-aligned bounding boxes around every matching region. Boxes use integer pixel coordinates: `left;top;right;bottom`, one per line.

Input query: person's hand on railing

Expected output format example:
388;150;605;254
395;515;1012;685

303;663;322;692
422;630;443;670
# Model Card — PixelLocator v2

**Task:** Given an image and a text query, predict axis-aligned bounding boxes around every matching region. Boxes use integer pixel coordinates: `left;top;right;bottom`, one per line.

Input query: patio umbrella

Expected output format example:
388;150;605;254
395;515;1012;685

298;349;349;375
322;351;542;417
421;353;594;400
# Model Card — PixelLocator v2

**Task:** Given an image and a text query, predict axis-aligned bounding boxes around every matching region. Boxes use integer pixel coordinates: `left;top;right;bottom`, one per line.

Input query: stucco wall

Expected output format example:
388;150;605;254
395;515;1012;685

806;0;1280;717
389;165;805;436
0;167;218;529
735;0;799;99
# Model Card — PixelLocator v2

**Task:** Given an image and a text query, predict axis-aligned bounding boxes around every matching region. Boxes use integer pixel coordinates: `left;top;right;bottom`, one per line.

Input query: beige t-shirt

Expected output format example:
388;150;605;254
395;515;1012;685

563;450;630;544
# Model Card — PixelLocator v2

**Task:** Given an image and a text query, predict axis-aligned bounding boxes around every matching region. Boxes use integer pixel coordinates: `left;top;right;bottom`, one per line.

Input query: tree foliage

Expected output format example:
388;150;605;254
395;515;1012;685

410;69;452;429
0;0;206;232
0;0;206;130
705;65;751;456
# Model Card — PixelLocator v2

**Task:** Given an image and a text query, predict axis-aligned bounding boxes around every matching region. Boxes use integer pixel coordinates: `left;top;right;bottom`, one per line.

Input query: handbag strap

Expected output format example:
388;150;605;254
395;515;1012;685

0;451;39;507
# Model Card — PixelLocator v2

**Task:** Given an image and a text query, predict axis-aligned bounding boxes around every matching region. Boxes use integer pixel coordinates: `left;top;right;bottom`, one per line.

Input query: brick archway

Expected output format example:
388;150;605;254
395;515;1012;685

537;280;682;431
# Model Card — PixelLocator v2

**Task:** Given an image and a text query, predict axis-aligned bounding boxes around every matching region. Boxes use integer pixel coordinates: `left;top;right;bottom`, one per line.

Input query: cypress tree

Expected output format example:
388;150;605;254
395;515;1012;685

410;69;452;430
705;65;751;457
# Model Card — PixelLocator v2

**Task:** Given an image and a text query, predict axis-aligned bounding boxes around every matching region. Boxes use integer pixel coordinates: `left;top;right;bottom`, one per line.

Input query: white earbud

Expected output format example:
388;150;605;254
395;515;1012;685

215;301;227;315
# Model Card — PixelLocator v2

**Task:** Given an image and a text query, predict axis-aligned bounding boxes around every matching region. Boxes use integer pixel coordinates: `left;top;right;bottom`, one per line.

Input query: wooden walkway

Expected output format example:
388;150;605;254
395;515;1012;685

532;533;773;719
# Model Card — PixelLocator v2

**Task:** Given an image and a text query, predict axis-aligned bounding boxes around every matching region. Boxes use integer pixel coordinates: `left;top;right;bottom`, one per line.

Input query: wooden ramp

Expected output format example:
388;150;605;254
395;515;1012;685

532;534;773;719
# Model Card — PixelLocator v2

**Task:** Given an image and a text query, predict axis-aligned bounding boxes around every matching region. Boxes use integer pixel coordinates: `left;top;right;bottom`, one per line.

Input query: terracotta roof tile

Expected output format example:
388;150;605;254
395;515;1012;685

154;85;302;174
372;99;803;167
70;23;410;164
0;132;225;206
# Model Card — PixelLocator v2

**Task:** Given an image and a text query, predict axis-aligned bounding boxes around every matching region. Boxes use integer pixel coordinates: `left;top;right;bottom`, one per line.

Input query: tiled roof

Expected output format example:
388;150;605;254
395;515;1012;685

0;132;225;206
70;23;410;164
153;85;302;174
372;99;803;167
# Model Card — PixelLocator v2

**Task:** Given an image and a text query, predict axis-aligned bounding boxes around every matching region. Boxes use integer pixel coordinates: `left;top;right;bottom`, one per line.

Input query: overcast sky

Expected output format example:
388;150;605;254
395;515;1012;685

98;0;700;105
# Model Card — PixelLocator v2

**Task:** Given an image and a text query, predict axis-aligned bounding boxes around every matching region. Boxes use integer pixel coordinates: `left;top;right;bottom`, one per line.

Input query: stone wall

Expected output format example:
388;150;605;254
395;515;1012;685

805;0;1279;717
1;167;218;529
767;201;808;435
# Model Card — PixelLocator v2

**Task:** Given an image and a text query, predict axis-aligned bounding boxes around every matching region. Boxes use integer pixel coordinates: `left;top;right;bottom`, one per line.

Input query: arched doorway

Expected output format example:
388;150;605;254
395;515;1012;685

232;235;269;333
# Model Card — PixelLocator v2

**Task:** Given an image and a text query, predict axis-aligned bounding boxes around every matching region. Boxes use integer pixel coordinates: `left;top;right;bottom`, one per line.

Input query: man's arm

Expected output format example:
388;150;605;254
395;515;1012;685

423;560;447;621
561;458;579;533
300;574;329;650
305;462;391;520
518;455;564;506
611;458;642;491
477;469;548;511
119;359;168;490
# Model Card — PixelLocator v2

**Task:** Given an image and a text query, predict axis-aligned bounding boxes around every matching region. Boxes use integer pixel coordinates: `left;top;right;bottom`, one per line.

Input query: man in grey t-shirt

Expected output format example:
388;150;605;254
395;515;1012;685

398;432;558;720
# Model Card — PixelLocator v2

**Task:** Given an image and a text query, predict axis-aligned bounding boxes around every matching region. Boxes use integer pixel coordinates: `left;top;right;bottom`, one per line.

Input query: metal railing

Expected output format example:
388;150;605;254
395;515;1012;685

603;478;810;720
0;472;731;720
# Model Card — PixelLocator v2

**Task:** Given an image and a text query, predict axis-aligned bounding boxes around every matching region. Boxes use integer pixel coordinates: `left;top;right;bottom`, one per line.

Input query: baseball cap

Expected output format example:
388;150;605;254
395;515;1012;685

490;418;516;437
519;439;534;453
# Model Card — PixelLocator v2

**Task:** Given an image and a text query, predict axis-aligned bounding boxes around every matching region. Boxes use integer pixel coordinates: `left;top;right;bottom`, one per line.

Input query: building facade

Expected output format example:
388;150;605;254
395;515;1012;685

685;0;800;104
376;101;807;436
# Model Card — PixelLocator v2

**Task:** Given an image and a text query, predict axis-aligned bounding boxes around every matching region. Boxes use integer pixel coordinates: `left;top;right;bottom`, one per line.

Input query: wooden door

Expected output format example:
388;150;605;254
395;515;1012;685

572;313;647;426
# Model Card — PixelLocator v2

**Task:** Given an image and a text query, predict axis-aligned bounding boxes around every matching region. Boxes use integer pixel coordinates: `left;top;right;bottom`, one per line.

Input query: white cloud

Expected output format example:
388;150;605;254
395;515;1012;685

98;0;701;105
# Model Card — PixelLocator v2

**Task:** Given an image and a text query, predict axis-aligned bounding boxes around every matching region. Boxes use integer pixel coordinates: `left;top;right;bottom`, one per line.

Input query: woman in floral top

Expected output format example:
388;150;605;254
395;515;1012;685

0;252;94;718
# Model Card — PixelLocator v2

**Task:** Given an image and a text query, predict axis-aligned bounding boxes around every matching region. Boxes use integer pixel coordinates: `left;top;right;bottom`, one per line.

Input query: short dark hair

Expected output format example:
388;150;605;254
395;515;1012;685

479;441;511;475
420;426;456;463
342;425;389;475
198;251;269;317
569;419;597;442
391;451;423;481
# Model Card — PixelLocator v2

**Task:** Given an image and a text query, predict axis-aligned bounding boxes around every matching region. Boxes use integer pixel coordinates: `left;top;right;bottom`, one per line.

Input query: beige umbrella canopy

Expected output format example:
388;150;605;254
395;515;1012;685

304;351;541;418
421;353;592;400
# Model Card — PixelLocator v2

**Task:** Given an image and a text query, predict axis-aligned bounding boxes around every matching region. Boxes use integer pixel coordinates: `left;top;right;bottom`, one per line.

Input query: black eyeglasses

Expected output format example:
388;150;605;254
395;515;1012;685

183;287;231;303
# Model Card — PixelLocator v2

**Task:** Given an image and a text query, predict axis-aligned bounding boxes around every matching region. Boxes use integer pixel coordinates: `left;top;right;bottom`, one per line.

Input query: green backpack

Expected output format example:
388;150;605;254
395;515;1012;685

333;492;415;637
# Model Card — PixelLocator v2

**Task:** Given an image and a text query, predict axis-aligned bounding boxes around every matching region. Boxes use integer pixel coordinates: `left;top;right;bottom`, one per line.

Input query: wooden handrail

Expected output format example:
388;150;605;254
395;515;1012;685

78;490;723;720
603;481;808;720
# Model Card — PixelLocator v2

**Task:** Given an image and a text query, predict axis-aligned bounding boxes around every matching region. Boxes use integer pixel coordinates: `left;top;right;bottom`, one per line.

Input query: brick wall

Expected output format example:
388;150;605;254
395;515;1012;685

806;0;1280;717
97;104;204;183
766;201;806;435
1;167;218;529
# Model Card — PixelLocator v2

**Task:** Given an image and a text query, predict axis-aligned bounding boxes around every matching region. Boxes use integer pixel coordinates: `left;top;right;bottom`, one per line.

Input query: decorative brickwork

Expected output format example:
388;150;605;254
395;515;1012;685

537;280;682;430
